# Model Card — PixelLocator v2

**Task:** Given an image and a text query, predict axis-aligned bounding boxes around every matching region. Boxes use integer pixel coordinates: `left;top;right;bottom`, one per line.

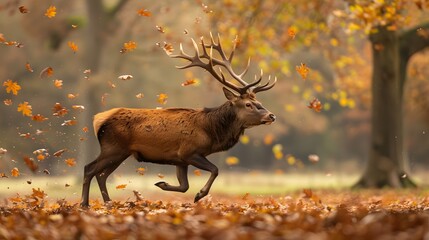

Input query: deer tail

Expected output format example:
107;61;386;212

93;108;120;138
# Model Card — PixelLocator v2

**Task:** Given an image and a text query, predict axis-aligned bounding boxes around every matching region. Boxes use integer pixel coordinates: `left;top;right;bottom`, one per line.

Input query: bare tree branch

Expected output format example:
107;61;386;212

399;22;429;60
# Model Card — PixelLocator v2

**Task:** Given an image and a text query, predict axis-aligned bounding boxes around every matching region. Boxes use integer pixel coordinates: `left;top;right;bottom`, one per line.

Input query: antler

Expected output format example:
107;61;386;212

170;33;276;95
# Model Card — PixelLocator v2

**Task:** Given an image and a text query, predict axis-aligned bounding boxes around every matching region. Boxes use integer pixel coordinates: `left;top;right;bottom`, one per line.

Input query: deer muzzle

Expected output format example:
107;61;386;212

262;113;276;125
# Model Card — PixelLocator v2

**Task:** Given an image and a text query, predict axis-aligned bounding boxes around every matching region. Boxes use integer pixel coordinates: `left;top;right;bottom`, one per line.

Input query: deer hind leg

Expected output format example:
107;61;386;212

81;159;99;208
186;155;218;203
155;165;189;193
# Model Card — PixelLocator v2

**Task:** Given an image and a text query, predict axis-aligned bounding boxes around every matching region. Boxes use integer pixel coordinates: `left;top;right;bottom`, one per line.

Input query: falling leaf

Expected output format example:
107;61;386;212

101;93;108;105
11;167;20;177
64;158;76;167
156;25;165;33
118;75;133;80
31;188;46;199
116;184;127;189
71;24;78;29
17;102;32;116
225;156;239;166
0;148;7;154
181;79;198;86
36;154;45;161
19;6;29;14
67;93;78;99
308;98;322;112
296;63;309;80
121;41;137;53
82;127;89;132
67;41;78;53
136;93;144;99
33;149;48;155
272;144;283;160
27;180;32;184
61;120;77;126
0;173;7;178
287;26;297;39
3;80;21;95
53;149;66;157
308;154;320;163
201;3;213;13
72;105;85;110
303;188;313;198
25;62;34;72
108;81;116;88
0;33;5;42
32;114;48;122
136;167;146;175
242;192;250;200
184;29;189;34
40;67;54;79
240;135;250;144
162;42;174;55
65;183;70;187
264;134;274;145
194;169;202;176
133;190;144;201
137;8;152;16
43;169;50;174
157;93;168;104
44;5;56;18
52;103;68;117
53;79;63;89
157;173;165;179
4;99;12;106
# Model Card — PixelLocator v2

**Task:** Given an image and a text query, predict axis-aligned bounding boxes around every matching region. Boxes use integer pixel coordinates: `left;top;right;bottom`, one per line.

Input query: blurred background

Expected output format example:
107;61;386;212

1;0;429;200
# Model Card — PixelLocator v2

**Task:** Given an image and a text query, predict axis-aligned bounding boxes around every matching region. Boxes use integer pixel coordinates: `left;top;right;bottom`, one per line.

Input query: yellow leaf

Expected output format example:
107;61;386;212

225;156;239;166
157;93;168;105
121;41;137;53
67;41;78;53
116;184;127;189
286;155;296;165
11;167;19;177
287;26;297;39
17;101;32;116
3;80;21;95
64;158;76;167
44;5;56;18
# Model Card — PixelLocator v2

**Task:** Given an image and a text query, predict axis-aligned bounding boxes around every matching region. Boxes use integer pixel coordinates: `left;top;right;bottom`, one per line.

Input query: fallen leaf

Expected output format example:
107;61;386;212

242;192;250;200
296;63;310;80
11;167;20;177
64;158;76;167
45;5;56;18
31;188;46;199
137;8;152;16
303;188;313;198
67;41;78;53
3;80;21;95
17;102;32;116
40;67;54;79
116;184;127;189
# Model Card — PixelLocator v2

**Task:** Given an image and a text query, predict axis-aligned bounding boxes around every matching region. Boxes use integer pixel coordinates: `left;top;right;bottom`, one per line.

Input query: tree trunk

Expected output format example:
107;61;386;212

354;27;415;188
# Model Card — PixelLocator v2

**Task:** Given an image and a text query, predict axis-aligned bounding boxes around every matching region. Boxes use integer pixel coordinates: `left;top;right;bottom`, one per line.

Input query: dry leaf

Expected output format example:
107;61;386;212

4;99;12;106
40;67;54;79
194;169;202;176
137;8;152;16
118;75;133;80
36;154;45;161
43;169;50;174
225;156;239;166
67;93;78;99
61;120;77;126
45;5;56;18
308;154;320;163
82;127;89;132
67;41;78;53
136;93;144;99
121;41;137;53
116;184;127;189
157;173;165;179
17;102;32;116
156;25;165;33
162;42;174;55
11;167;20;177
181;79;197;86
64;158;76;167
19;6;29;14
52;103;68;117
3;80;21;95
25;62;34;72
307;98;322;112
157;93;168;105
0;148;7;154
72;105;85;110
287;26;297;39
32;114;48;122
296;63;309;80
53;79;63;89
53;149;67;157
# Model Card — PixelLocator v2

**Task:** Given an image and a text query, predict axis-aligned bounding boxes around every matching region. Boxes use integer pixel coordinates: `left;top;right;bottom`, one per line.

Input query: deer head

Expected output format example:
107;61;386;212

170;33;276;128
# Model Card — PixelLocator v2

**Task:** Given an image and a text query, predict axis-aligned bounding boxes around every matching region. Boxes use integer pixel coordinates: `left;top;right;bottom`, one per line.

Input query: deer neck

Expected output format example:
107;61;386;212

202;102;244;153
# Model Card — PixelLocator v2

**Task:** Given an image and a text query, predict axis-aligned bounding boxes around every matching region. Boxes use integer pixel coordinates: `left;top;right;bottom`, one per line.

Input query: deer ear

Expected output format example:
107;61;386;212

223;87;239;100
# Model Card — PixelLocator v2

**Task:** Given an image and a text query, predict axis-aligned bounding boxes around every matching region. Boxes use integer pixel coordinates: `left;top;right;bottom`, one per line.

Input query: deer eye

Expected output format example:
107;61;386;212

245;103;252;108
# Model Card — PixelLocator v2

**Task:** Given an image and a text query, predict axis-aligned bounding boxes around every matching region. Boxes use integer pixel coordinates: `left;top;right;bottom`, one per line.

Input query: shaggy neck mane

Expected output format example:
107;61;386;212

202;102;244;152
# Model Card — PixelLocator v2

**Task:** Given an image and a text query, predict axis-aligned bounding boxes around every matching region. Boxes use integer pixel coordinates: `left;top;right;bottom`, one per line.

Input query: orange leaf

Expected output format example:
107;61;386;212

53;149;67;157
36;154;45;161
3;80;21;95
162;42;174;55
53;79;63;89
32;114;48;122
82;127;89;132
67;41;78;53
296;63;310;80
156;25;165;33
17;102;32;116
40;67;54;79
121;41;137;53
137;8;152;17
307;98;322;112
287;26;297;39
31;188;46;199
11;167;20;177
45;5;56;18
0;33;5;42
116;184;127;189
225;156;239;166
25;62;34;72
181;79;197;86
61;120;77;126
52;102;68;117
67;93;78;99
64;158;76;167
157;173;165;179
136;167;146;175
193;169;202;176
157;93;168;105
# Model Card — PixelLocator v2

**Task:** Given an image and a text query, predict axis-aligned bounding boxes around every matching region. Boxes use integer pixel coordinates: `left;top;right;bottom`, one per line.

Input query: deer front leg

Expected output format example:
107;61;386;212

155;165;189;192
186;155;218;202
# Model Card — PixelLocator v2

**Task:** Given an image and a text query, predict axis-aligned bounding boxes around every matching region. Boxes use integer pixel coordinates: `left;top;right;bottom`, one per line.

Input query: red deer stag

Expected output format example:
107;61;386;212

80;34;276;207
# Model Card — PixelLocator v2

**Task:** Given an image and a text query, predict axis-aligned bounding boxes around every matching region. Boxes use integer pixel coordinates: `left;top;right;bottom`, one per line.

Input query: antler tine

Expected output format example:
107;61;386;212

253;76;277;93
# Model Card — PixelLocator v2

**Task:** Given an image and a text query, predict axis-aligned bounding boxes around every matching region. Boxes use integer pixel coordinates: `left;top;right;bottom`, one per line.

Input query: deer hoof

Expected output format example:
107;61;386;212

194;192;205;203
155;181;168;189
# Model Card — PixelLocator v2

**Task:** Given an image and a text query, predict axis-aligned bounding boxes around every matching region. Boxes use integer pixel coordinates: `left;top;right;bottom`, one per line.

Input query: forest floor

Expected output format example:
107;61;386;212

1;173;429;239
